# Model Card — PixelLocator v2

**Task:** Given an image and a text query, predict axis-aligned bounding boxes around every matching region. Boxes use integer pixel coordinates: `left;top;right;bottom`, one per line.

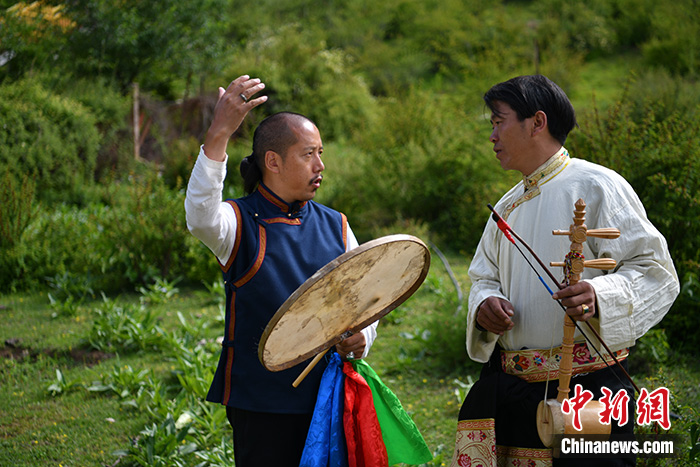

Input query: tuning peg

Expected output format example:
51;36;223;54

550;258;617;270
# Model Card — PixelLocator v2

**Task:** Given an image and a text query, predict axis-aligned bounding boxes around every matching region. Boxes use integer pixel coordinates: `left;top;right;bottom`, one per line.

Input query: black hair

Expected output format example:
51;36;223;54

239;112;315;194
483;75;577;145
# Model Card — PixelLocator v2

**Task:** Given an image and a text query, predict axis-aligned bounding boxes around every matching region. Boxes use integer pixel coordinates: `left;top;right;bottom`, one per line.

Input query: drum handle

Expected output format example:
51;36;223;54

292;296;380;388
292;348;331;388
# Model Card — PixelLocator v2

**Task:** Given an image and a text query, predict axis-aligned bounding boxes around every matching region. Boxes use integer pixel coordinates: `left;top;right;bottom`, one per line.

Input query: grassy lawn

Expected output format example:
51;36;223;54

0;289;226;466
1;251;699;466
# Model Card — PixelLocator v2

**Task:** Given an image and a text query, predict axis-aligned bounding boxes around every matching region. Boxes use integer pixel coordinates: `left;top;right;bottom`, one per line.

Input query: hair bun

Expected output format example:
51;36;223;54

240;153;263;193
239;154;254;178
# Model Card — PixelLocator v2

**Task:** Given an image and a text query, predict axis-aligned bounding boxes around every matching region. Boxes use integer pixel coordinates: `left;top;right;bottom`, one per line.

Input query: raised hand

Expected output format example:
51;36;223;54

203;75;267;161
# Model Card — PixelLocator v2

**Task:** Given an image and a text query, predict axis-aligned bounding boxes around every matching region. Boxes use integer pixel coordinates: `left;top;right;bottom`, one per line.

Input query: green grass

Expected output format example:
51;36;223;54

1;252;699;466
1;355;150;465
0;290;226;466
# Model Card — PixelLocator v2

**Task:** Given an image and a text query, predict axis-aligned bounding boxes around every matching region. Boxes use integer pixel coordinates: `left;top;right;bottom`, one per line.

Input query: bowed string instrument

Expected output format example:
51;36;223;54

488;199;641;448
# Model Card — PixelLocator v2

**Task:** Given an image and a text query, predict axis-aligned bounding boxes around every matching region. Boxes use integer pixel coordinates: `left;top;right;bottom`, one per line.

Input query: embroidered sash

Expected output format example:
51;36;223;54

501;342;629;383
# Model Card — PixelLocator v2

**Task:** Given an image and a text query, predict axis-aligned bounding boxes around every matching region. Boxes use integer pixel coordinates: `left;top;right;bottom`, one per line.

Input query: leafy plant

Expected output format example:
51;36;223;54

199;279;225;307
418;444;450;467
47;293;82;319
46;272;95;303
11;203;107;293
0;170;36;250
45;271;96;318
629;329;671;375
138;277;181;305
88;362;154;409
87;296;167;353
690;421;700;463
46;369;83;396
193;437;235;466
165;316;219;402
115;414;198;467
452;377;475;404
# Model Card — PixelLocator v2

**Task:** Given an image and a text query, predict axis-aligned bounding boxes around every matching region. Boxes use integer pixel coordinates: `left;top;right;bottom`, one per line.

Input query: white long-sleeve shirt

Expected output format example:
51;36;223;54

467;148;679;363
185;147;377;356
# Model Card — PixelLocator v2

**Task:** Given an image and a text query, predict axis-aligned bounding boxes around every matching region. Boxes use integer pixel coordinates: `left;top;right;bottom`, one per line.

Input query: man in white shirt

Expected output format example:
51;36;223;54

451;75;679;466
185;75;377;467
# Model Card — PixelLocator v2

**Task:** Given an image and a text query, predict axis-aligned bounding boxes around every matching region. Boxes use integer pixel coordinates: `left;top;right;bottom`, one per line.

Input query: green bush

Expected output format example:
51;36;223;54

0;78;100;205
160;136;202;192
300;0;538;94
535;0;617;56
0;170;38;291
606;0;655;48
3;167;218;294
95;169;193;290
628;329;670;375
663;271;700;354
232;24;380;142
17;203;107;292
0;198;103;293
322;87;516;251
641;1;700;77
95;167;220;291
569;79;700;351
58;76;134;182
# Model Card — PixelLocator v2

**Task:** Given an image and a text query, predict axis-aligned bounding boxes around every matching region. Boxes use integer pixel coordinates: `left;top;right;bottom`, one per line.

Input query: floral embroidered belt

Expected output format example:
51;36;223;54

501;342;629;383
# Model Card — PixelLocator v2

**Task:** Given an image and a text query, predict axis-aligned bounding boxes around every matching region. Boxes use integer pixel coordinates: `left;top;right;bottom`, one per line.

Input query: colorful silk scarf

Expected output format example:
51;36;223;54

300;353;433;467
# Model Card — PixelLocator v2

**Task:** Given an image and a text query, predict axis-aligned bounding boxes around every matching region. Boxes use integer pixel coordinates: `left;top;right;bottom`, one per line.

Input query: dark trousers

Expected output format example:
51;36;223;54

226;406;313;467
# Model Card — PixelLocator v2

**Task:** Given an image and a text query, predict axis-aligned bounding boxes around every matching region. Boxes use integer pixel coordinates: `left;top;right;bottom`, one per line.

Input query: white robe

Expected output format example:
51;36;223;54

467;147;679;363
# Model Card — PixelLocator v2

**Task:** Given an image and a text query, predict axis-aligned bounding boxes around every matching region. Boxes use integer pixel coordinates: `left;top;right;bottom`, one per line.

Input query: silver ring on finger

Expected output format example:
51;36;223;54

240;93;248;103
346;351;355;360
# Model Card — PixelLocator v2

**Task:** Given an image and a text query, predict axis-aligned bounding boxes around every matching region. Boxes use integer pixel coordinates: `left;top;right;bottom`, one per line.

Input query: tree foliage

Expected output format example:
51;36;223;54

0;77;100;204
0;1;74;80
570;74;700;350
1;0;699;350
60;0;229;97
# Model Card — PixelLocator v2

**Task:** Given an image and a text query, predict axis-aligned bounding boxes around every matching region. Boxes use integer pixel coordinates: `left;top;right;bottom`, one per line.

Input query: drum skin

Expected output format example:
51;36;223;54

258;234;431;371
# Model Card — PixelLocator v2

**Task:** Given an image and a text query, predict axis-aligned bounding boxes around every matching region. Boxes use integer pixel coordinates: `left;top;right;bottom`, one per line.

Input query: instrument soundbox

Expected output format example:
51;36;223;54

258;234;431;385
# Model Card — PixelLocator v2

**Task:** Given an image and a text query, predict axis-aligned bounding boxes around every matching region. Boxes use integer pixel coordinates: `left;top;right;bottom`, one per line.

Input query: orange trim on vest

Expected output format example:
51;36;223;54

263;217;302;225
220;201;243;273
257;184;308;213
258;185;289;212
222;221;267;404
223;290;236;404
234;224;267;288
340;212;348;249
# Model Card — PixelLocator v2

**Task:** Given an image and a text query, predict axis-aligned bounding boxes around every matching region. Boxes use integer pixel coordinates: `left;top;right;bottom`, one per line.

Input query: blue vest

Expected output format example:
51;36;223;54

206;183;348;413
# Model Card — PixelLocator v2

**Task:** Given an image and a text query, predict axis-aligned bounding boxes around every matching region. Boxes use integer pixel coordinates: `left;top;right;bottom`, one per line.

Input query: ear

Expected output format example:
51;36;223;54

531;110;548;137
264;150;282;174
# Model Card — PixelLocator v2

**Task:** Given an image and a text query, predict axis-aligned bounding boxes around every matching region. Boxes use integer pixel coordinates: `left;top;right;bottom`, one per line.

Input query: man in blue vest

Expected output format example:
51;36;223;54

185;75;378;466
